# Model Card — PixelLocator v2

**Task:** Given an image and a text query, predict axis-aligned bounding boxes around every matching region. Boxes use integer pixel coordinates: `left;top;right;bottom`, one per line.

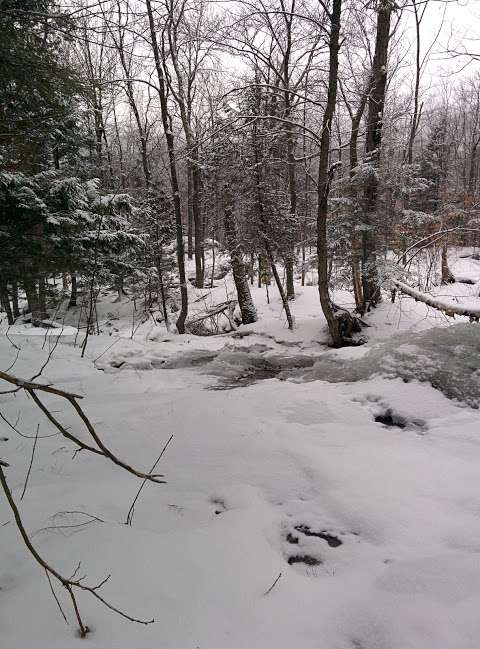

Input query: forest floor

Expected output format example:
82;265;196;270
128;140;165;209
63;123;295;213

1;249;480;649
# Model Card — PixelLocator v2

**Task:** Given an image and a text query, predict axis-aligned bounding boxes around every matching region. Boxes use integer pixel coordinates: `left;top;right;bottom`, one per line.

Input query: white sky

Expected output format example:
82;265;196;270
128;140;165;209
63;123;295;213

417;0;480;75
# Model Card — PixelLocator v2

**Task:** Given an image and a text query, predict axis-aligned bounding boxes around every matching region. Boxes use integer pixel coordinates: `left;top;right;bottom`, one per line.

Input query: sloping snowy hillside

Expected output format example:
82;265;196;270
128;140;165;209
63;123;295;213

1;263;480;649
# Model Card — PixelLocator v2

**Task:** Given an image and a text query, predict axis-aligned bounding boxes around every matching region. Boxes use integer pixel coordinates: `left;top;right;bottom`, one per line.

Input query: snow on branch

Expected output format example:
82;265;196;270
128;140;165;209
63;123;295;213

392;280;480;321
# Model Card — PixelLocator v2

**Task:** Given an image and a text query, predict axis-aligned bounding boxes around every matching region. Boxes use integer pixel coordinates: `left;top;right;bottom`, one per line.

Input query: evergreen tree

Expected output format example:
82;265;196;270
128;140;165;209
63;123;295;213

0;0;80;171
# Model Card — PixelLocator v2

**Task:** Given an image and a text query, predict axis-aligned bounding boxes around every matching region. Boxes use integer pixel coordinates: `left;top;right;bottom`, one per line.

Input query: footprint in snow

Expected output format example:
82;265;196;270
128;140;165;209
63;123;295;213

285;524;345;568
287;525;343;548
211;497;227;515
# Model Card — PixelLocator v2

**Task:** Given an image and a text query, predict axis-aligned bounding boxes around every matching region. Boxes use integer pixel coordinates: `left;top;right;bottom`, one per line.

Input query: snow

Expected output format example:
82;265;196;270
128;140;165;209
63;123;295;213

2;322;78;337
451;249;480;284
2;255;480;649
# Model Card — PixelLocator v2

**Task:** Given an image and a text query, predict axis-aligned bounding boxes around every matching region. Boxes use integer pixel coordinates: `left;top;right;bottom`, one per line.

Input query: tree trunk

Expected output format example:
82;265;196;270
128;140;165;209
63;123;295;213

11;281;20;319
405;0;422;165
285;130;296;300
68;273;77;308
38;276;48;320
192;156;204;288
165;10;203;288
223;185;257;325
146;0;188;333
344;80;368;311
155;245;170;331
250;252;255;285
361;1;392;312
285;258;295;300
252;96;294;330
23;276;44;325
113;26;152;188
0;281;13;325
441;243;454;284
187;165;194;259
316;0;343;347
468;139;480;198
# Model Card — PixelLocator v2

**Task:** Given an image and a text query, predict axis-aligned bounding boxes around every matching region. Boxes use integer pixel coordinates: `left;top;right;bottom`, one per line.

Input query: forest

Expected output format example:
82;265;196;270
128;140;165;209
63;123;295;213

1;0;480;647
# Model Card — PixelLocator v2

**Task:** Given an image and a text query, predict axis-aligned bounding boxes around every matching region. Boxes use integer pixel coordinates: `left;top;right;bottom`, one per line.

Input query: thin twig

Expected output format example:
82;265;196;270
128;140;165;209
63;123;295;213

263;572;282;596
35;519;102;536
126;434;173;525
20;424;40;500
45;569;69;625
0;408;59;439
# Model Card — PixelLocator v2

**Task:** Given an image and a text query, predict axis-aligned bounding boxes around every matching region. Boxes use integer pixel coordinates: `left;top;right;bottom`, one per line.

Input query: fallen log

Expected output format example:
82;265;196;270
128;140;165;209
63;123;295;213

392;280;480;321
186;299;237;326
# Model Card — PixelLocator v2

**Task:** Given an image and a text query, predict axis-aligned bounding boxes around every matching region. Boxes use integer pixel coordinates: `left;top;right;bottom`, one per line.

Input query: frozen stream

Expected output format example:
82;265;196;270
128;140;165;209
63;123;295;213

102;323;480;407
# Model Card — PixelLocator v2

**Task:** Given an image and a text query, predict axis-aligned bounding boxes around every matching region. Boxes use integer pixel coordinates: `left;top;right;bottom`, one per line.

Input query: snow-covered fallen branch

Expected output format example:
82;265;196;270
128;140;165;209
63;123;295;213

186;299;238;334
187;299;238;325
392;280;480;321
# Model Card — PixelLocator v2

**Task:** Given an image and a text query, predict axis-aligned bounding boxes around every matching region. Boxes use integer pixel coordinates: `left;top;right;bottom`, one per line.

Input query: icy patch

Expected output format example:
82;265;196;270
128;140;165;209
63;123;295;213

292;323;480;408
205;347;317;389
100;323;480;406
103;340;320;388
152;349;218;369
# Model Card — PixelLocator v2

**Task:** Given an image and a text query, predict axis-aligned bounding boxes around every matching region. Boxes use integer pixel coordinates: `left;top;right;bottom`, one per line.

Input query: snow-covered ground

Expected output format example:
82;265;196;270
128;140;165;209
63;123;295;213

1;253;480;649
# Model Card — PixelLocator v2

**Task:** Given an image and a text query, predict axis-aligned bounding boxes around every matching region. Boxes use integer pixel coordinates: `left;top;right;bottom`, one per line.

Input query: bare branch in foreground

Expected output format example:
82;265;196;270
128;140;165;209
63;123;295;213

0;371;166;483
0;463;154;638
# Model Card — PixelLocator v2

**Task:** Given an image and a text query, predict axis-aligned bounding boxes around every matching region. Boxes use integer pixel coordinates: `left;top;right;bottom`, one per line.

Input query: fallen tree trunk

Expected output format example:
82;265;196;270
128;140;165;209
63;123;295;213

392;280;480;321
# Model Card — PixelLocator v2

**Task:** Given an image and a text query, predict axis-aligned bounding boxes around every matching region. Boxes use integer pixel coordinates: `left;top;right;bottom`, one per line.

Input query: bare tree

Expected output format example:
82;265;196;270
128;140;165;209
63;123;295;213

316;0;343;347
145;0;188;333
361;0;393;312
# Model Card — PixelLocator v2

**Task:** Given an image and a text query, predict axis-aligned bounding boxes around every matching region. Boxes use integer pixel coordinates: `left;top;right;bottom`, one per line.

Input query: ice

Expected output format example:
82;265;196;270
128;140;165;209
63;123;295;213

291;323;480;407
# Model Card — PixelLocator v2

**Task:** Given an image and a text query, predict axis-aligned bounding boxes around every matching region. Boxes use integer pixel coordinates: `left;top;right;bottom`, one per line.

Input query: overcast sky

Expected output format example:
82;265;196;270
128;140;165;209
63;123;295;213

421;0;480;73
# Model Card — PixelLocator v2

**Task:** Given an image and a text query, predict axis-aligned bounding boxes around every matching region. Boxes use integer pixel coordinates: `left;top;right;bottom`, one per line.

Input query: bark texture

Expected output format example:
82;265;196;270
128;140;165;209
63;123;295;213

223;185;257;325
316;0;342;347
